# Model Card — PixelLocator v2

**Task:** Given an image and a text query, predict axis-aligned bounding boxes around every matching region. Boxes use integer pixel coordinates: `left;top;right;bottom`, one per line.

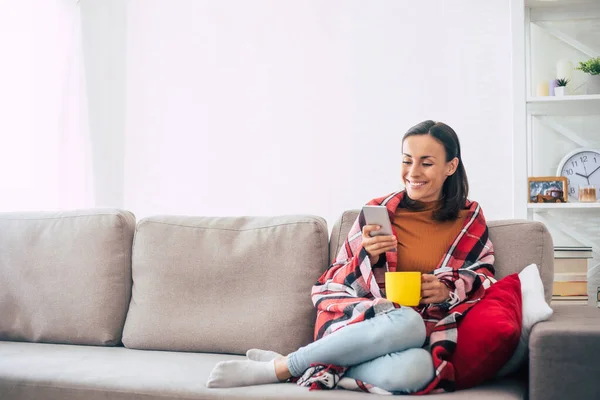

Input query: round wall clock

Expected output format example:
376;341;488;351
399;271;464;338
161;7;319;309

556;148;600;201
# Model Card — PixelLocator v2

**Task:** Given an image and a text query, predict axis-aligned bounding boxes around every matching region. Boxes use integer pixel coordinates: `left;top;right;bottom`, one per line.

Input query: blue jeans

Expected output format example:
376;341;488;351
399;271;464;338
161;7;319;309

287;307;434;393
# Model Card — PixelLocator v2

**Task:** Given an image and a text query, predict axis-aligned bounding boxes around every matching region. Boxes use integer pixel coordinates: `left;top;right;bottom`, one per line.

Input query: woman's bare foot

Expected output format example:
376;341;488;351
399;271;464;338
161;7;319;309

274;356;292;381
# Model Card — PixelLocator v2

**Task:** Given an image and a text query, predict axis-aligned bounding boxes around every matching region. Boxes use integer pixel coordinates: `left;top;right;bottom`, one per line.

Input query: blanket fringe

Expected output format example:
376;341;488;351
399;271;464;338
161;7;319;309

296;364;346;391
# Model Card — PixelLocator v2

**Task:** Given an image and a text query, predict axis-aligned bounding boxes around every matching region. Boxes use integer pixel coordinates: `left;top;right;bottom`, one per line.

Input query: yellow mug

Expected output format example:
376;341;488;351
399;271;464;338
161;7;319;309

385;271;421;306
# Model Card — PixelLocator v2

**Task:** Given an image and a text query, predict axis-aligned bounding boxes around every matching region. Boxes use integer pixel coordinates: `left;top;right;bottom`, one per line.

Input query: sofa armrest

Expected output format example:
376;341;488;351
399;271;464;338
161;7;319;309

529;305;600;400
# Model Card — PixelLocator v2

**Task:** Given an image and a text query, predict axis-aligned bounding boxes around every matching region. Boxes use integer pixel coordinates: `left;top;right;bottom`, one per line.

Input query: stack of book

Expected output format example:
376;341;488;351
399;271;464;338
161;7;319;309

551;246;591;306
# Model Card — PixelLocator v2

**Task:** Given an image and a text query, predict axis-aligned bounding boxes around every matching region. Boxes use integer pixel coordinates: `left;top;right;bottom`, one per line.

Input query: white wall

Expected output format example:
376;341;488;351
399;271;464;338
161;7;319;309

81;0;126;208
0;1;93;211
0;2;53;211
123;0;514;228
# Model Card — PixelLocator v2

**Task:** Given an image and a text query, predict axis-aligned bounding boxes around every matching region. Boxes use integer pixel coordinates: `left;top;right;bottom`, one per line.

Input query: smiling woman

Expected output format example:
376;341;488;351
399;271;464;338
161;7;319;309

400;121;469;222
394;121;473;274
402;132;458;203
206;120;495;395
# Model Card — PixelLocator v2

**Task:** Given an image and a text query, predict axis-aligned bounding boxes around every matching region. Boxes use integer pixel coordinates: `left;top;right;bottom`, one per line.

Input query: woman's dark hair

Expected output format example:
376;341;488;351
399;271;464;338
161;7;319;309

400;120;469;221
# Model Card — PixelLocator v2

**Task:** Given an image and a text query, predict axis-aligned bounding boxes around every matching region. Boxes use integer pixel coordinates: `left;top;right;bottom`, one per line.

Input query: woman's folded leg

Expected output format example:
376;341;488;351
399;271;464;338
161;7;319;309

206;307;426;388
286;307;425;377
344;348;434;393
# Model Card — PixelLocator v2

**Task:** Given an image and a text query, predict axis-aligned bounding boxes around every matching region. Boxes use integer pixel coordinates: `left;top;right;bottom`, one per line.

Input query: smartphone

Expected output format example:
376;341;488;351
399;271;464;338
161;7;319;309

362;205;394;236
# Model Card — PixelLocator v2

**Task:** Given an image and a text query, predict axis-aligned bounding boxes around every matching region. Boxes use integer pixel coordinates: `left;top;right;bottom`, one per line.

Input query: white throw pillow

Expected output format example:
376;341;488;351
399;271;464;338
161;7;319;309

496;263;553;377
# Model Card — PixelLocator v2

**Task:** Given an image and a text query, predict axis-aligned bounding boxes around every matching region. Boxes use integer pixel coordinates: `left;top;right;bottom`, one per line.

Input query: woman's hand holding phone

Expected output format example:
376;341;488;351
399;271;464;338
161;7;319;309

361;225;397;265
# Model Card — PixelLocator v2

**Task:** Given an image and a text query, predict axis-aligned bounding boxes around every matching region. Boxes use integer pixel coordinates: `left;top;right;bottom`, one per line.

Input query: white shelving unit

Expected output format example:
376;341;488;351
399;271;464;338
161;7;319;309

527;94;600;115
526;0;599;6
513;0;600;306
527;202;600;209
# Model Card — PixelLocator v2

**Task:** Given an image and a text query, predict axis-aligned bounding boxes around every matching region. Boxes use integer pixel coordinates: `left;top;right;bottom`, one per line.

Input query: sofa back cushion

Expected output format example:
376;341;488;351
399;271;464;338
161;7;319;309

0;209;135;345
122;215;328;356
330;211;554;303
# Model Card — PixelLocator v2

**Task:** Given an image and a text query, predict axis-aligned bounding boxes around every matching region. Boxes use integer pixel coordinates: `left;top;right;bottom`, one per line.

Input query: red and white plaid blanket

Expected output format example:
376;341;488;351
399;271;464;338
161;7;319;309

302;191;495;394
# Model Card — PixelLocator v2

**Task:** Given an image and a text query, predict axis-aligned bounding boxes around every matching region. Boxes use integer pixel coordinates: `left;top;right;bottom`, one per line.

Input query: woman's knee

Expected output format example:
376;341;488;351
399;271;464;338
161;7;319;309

392;307;425;331
383;308;426;348
356;308;426;353
377;349;434;393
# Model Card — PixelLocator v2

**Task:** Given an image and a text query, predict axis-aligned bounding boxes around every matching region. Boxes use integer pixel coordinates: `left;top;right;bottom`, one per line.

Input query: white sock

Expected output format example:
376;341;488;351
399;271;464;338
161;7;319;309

246;348;283;362
206;359;278;388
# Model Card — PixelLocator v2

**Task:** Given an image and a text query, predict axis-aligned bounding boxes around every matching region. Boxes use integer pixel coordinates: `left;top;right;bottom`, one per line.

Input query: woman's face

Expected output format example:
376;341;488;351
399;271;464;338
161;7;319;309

401;134;458;202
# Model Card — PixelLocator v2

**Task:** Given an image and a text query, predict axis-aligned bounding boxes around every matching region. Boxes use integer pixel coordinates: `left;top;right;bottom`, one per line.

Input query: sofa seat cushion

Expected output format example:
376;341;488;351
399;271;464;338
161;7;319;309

0;209;135;346
122;215;329;356
0;341;527;400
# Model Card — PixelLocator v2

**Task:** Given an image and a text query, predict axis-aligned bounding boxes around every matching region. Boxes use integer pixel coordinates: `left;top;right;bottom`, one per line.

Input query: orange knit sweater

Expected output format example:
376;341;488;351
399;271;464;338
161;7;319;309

393;201;468;273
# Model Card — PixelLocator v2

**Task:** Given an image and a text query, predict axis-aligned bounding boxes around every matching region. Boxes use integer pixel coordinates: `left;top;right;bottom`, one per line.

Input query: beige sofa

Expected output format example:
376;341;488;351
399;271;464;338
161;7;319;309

0;209;598;400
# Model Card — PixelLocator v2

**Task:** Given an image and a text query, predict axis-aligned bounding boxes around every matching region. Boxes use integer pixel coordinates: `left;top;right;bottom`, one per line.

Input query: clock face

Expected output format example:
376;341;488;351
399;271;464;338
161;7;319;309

558;149;600;201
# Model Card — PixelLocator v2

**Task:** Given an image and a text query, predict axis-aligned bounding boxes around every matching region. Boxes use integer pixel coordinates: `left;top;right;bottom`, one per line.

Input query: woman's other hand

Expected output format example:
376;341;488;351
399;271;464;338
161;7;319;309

361;225;397;265
420;274;450;304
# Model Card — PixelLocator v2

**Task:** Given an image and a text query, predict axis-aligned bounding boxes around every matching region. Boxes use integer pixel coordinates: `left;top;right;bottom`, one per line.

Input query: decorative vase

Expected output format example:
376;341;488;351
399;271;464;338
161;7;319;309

556;59;574;82
554;87;567;96
586;75;600;95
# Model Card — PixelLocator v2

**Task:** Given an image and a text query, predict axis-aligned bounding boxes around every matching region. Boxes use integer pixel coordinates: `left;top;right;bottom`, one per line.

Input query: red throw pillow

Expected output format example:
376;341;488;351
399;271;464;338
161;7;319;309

450;273;522;390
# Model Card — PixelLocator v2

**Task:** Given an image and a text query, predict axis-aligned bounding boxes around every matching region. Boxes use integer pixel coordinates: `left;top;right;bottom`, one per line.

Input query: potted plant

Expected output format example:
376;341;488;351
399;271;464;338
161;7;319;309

554;78;570;96
576;56;600;94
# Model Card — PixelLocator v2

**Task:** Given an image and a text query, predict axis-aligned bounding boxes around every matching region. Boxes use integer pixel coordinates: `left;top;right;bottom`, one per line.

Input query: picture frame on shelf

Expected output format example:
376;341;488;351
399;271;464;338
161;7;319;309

528;176;568;203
